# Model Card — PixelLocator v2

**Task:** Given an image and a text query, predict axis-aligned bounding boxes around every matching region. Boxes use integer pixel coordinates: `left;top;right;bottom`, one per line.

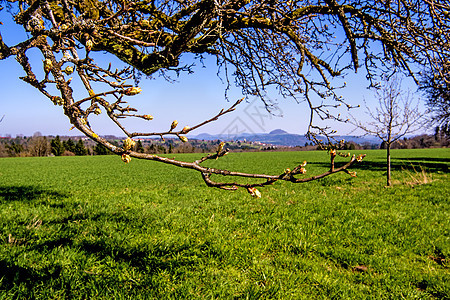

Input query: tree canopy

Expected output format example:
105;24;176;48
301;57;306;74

0;0;448;193
420;59;450;132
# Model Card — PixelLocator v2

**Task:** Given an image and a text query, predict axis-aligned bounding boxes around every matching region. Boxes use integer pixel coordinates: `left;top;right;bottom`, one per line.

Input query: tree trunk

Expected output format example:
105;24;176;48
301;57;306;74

387;145;391;186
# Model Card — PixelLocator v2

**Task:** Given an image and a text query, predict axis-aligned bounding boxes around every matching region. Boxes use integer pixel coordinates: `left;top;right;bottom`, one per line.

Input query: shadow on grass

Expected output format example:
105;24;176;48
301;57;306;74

5;216;198;292
396;157;450;163
0;185;68;202
355;159;448;173
77;239;197;274
395;157;450;171
0;260;62;291
305;158;449;174
2;234;198;294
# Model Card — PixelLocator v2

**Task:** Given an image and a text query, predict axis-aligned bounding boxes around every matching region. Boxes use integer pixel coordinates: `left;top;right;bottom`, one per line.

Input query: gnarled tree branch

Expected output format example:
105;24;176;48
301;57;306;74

1;0;448;195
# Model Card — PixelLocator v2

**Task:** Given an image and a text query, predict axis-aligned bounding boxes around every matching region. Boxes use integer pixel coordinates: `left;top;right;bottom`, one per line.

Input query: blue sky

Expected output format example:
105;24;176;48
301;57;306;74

0;9;424;138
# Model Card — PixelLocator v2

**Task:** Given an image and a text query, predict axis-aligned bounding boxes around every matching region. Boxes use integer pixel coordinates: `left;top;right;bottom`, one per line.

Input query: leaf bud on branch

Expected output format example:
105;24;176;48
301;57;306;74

179;136;188;142
170;120;178;131
124;87;142;96
121;154;131;163
86;40;94;52
64;66;74;75
247;187;262;198
123;137;136;151
43;58;53;73
216;142;225;159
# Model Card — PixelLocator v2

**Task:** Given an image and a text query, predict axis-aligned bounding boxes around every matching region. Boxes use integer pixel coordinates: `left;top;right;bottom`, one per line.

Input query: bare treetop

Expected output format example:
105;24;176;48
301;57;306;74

0;0;448;193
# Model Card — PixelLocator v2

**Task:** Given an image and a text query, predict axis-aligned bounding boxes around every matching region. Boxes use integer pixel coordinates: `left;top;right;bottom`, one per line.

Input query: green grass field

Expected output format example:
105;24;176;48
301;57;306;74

0;148;449;299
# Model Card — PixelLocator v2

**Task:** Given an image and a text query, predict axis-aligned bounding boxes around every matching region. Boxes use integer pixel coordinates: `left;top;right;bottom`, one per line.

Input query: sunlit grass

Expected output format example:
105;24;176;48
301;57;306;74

0;149;448;299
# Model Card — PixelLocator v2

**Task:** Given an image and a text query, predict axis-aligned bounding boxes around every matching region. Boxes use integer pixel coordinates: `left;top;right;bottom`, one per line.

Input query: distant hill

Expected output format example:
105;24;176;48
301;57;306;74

194;133;214;140
192;131;381;147
269;129;288;135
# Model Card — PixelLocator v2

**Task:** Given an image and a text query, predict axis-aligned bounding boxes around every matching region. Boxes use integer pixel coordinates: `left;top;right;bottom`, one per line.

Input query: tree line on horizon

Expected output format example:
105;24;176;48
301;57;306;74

0;128;448;158
0;135;224;157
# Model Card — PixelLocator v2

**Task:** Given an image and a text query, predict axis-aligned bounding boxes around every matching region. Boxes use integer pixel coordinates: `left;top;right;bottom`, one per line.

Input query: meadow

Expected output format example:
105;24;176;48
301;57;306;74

0;148;448;299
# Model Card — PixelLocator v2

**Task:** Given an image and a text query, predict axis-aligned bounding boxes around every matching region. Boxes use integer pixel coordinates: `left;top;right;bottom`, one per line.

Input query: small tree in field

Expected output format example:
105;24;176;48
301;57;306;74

351;77;423;186
0;1;449;195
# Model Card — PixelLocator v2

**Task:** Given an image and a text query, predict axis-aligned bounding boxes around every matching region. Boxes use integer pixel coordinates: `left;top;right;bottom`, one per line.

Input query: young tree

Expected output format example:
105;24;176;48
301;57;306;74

63;138;76;154
5;141;24;157
0;1;448;194
351;77;423;186
28;136;51;157
50;135;65;156
135;140;145;153
94;142;111;155
74;139;88;156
